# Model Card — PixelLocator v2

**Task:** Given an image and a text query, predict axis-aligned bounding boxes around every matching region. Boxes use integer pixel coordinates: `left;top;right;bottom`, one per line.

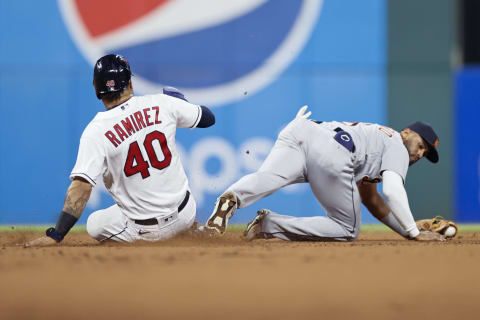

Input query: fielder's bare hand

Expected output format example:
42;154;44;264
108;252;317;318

413;230;446;242
295;105;312;119
24;236;58;248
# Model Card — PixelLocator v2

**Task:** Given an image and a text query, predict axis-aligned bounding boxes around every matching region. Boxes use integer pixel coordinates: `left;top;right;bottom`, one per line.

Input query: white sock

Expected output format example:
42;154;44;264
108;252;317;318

380;212;408;238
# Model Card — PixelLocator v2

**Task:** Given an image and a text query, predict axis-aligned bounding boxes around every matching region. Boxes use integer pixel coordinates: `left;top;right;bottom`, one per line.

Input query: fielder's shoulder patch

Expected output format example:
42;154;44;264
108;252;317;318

334;130;356;153
163;86;188;102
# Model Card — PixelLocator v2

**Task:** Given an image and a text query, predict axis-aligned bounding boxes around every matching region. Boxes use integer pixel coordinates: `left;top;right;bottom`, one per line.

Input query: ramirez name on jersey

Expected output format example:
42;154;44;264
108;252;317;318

105;106;162;148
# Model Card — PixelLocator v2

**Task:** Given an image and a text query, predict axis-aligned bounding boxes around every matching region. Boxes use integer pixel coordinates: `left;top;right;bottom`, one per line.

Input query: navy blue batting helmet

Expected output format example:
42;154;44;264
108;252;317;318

93;54;132;99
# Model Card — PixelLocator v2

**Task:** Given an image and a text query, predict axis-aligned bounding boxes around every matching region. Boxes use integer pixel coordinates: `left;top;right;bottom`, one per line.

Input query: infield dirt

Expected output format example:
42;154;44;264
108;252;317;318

0;230;479;320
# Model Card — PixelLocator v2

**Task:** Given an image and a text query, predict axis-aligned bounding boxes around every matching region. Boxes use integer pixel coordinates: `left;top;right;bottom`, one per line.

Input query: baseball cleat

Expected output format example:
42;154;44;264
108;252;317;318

244;209;270;241
205;192;237;235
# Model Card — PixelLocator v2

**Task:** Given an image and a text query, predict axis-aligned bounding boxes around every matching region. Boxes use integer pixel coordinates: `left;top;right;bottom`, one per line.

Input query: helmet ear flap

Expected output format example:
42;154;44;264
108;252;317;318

93;79;102;100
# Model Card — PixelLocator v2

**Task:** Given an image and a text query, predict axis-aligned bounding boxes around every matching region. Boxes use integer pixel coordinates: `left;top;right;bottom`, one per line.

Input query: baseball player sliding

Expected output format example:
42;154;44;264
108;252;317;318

206;106;446;242
27;54;215;246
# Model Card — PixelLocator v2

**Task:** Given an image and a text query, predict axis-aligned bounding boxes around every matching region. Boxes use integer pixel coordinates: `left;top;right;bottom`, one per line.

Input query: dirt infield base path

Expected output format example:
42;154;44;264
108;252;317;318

0;231;479;320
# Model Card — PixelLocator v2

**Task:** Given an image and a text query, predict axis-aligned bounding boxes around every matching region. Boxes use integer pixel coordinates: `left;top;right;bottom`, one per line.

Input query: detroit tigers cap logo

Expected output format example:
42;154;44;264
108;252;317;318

58;0;323;106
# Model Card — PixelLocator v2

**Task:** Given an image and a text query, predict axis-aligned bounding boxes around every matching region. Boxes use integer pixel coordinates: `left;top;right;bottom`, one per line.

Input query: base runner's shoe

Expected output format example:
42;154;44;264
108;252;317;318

205;192;237;235
244;209;270;241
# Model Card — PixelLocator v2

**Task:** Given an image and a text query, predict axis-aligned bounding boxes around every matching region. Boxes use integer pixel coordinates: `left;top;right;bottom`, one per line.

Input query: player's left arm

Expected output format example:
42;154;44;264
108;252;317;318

358;181;411;238
175;103;215;129
197;106;215;128
162;87;215;128
25;125;104;247
381;170;420;238
25;177;92;247
357;182;390;220
62;177;92;218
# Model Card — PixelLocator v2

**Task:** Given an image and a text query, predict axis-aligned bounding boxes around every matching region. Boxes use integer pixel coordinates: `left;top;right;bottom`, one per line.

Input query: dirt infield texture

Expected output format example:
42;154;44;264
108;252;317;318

0;230;479;320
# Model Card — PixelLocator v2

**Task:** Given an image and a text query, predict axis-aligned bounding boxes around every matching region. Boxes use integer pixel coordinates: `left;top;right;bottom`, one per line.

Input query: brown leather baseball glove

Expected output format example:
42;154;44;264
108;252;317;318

416;216;458;239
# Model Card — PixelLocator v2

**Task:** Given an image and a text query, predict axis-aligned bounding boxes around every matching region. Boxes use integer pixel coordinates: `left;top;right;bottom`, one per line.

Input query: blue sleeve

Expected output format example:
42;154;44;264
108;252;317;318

197;106;215;128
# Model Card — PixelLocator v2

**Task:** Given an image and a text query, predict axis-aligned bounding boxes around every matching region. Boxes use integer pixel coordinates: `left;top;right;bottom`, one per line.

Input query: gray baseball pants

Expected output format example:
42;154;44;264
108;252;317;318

228;118;361;241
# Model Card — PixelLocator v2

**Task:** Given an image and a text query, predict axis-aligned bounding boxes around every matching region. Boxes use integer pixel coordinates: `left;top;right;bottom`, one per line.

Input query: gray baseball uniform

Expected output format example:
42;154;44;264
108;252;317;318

227;118;409;241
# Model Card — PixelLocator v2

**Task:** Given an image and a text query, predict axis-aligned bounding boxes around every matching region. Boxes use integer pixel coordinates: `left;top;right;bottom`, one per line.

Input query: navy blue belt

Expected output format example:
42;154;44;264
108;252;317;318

134;191;190;226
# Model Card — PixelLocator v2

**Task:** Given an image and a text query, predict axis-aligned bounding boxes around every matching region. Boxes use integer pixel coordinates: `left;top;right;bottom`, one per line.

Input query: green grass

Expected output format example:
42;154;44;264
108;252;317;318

0;225;86;233
1;224;480;233
457;224;480;232
361;224;480;232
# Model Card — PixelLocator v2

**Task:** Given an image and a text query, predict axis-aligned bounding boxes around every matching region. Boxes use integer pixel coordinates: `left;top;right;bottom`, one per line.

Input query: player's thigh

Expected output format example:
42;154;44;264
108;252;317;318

167;196;196;237
307;146;361;236
86;205;131;242
164;197;196;239
320;172;361;237
177;195;196;230
258;134;306;184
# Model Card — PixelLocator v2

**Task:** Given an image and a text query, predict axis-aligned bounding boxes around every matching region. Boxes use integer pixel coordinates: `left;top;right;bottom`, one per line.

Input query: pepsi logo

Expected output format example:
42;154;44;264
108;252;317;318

58;0;323;106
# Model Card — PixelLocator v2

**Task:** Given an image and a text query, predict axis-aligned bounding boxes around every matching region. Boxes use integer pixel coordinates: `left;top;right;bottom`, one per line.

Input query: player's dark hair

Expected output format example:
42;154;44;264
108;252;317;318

99;89;124;104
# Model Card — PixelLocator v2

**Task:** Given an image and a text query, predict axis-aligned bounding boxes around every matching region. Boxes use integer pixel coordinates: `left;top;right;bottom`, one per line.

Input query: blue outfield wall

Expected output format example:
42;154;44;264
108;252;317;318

0;0;387;224
455;68;480;222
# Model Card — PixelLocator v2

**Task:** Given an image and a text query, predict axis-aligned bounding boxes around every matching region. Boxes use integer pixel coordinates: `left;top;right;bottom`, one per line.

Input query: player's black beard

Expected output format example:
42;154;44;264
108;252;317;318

409;157;419;166
407;150;420;166
405;140;420;166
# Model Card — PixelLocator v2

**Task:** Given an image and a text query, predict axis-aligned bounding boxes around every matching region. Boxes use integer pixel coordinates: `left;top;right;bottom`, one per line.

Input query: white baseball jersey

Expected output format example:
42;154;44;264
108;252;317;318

70;94;201;220
320;121;409;184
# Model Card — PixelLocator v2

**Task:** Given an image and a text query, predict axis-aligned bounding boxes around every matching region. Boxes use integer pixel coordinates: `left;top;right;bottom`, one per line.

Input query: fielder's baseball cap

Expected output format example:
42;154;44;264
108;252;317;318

406;121;439;163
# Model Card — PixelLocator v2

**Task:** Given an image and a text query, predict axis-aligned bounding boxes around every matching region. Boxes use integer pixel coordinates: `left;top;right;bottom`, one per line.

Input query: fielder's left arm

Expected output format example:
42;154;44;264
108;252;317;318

358;182;390;220
357;181;412;238
381;170;445;241
25;177;92;247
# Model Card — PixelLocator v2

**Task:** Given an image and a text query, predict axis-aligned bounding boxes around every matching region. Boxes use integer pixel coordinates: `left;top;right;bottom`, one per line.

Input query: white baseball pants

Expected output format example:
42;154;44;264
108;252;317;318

86;194;196;243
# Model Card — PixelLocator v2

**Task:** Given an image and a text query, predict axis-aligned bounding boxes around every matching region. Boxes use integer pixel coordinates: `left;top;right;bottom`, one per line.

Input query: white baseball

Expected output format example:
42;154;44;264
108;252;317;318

444;226;456;238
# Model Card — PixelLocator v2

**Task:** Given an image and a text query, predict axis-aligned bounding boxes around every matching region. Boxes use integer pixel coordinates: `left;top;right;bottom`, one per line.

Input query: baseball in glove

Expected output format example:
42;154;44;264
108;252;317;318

416;216;458;239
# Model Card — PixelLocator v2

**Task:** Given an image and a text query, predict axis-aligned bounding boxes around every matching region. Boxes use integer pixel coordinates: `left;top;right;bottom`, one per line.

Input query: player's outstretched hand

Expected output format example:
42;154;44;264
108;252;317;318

24;236;57;248
295;105;312;119
413;230;446;242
